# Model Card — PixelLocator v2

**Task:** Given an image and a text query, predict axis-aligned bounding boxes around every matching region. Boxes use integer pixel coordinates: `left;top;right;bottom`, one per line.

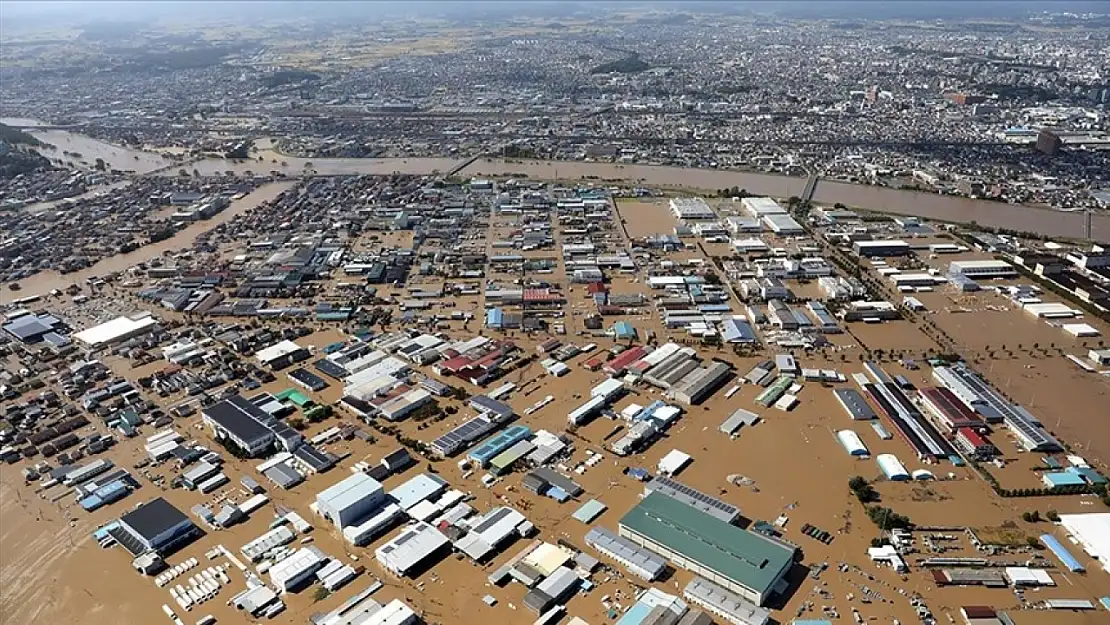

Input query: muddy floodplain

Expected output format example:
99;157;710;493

3;131;1110;625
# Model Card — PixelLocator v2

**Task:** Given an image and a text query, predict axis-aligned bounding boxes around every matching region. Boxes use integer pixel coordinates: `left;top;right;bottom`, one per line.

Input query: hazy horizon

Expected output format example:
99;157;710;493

3;0;1108;29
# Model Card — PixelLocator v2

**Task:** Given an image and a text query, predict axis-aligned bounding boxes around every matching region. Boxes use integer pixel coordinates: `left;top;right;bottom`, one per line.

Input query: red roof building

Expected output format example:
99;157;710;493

523;288;565;303
955;427;996;458
920;387;982;430
604;346;647;375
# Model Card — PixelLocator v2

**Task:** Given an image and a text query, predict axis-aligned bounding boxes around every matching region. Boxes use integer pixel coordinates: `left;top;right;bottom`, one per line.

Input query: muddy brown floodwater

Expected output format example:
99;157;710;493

4;182;297;298
458;158;1110;240
7;120;1107;249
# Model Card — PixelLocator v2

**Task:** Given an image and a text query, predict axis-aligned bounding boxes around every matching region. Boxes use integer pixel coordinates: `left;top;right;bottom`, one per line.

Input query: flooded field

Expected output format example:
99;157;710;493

613;199;677;238
4;181;297;298
2;121;464;179
21;128;180;175
6;325;1110;625
459;158;1110;240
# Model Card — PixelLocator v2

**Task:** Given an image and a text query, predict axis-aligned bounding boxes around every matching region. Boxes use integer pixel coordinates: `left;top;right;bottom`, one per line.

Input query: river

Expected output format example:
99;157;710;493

455;158;1110;241
5;182;296;298
5;119;1106;240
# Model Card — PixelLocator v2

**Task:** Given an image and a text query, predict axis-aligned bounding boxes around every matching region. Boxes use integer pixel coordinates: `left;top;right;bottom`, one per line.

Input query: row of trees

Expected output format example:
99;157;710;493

1021;510;1061;523
848;476;880;503
866;506;913;531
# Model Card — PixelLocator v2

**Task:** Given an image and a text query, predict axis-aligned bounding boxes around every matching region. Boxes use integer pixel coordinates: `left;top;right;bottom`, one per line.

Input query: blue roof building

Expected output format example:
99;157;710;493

468;425;532;467
721;318;757;343
1040;534;1085;572
613;321;636;339
1067;466;1107;485
1042;471;1087;488
486;308;504;329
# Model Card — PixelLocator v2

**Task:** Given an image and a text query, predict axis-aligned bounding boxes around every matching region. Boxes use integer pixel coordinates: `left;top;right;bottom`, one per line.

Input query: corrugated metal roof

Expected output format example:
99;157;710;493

619;494;793;597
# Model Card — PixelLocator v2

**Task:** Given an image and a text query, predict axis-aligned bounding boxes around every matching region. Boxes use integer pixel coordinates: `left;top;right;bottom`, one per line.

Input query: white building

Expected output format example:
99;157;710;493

949;260;1017;279
761;214;804;235
670;198;716;220
74;313;159;348
315;473;387;529
269;548;326;593
375;522;450;576
740;197;786;217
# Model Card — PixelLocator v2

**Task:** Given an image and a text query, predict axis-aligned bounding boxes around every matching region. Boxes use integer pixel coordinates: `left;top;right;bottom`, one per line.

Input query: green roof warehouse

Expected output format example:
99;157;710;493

618;493;796;606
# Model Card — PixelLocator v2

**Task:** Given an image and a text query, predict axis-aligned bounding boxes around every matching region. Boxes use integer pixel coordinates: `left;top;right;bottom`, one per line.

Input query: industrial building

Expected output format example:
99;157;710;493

645;476;741;525
719;409;760;435
202;394;303;457
853;240;910;257
618;493;795;606
876;454;910;481
670;198;716;220
932;365;1061;452
1057;513;1109;574
954;428;997;459
375;522;451;576
833;388;877;421
920;387;983;431
741;197;786;217
270;547;327;593
683;576;770;625
671;362;732;406
255;339;311;369
112;497;200;556
315;473;387;529
524;566;581;614
860;363;953;459
468;425;532;467
836;430;870;456
585;526;667;580
73;313;159;348
455;506;531;561
948;260;1017;279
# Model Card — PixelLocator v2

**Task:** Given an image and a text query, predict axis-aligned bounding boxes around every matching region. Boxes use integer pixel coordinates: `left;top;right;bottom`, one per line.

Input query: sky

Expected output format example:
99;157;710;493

1;1;1105;28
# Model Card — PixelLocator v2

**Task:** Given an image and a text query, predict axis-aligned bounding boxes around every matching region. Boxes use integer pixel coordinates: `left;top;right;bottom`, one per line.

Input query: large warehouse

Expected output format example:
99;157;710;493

618;493;795;606
670;198;716;220
948;260;1017;279
74;313;159;348
315;473;387;529
1057;513;1109;574
853;240;910;257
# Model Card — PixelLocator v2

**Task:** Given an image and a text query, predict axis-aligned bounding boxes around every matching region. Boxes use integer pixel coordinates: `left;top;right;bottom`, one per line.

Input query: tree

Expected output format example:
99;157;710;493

312;587;330;602
1021;512;1034;523
1026;537;1042;549
1046;509;1060;522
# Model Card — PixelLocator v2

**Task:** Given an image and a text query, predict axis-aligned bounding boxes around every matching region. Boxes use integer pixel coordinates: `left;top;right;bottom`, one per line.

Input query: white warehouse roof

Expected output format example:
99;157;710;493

876;454;910;481
836;430;870;456
255;340;304;364
74;313;158;347
375;522;449;576
657;449;692;476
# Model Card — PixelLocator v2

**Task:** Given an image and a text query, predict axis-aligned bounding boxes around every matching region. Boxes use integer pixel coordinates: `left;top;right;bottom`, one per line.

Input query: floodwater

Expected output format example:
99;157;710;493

8;119;1103;239
17;128;180;175
4;182;297;298
459;158;1110;240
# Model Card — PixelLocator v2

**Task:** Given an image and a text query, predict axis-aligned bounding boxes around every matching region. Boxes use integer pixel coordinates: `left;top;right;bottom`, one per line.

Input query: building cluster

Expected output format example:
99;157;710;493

1;178;257;283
